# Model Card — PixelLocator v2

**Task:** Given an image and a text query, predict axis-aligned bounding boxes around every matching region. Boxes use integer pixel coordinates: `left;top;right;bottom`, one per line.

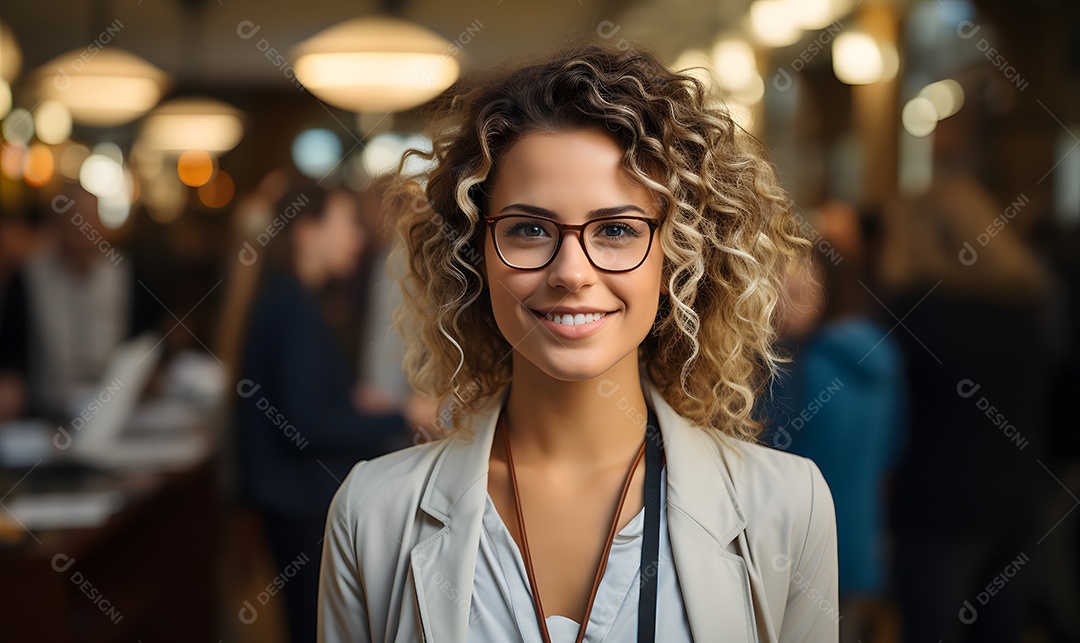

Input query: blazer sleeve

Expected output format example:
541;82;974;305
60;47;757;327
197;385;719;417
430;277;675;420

319;461;371;643
779;458;840;643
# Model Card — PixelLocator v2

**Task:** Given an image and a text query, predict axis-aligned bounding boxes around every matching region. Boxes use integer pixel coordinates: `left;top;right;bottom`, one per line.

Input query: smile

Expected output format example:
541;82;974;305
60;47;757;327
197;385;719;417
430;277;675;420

528;308;617;339
542;311;609;325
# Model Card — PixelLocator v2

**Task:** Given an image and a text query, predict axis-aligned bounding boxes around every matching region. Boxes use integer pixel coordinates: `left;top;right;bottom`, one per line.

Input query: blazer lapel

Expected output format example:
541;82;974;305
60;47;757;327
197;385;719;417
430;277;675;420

644;378;757;641
410;385;508;642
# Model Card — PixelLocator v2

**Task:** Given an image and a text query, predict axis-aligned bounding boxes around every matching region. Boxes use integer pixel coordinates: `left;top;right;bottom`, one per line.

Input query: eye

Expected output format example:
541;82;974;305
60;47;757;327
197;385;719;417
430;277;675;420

505;221;550;238
595;221;643;239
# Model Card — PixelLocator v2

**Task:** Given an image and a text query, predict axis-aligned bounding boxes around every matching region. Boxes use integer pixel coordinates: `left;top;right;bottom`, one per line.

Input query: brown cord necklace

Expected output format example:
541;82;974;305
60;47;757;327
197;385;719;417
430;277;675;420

499;406;647;643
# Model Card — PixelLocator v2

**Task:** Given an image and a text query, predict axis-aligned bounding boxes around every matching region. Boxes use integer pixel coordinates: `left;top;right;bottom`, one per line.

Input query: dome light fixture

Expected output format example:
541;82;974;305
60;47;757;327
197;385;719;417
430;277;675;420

32;48;169;127
292;16;459;113
140;97;245;153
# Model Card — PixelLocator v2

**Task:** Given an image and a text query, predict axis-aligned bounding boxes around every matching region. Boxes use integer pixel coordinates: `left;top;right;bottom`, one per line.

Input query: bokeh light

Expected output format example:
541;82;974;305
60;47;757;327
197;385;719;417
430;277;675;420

672;50;715;89
292;128;342;179
79;153;124;197
93;142;124;164
1;107;34;144
98;167;133;229
177;150;215;187
750;0;802;47
359;132;433;179
902;97;939;137
918;79;965;120
198;169;235;208
0;142;26;179
833;32;898;85
34;100;72;145
713;39;758;91
23;143;54;187
790;0;837;29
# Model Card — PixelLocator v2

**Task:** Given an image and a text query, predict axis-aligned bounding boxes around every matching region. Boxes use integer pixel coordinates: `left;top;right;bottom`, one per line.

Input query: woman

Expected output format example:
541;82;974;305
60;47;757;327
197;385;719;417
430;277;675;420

233;177;408;643
318;41;838;642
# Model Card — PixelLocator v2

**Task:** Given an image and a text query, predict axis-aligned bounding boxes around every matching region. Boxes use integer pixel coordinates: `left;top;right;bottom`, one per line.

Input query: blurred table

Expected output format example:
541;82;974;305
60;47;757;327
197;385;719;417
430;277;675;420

0;431;222;642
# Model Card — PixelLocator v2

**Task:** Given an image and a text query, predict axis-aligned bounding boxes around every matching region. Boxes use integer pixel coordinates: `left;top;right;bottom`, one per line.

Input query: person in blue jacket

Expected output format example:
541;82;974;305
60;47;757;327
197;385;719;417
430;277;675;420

763;201;908;642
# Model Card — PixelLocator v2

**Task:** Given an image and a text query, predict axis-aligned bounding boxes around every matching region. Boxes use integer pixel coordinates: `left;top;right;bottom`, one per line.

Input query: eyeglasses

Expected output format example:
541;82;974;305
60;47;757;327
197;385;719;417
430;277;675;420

485;214;660;272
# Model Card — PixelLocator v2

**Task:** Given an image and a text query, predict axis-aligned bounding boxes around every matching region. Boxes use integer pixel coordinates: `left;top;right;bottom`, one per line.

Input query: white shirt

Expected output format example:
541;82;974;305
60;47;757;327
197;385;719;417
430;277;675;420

23;247;131;418
467;465;694;642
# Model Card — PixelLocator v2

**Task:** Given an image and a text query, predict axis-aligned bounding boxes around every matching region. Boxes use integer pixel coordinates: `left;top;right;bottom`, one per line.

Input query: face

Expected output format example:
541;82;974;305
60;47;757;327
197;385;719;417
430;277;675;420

483;127;667;382
59;189;103;269
301;190;366;278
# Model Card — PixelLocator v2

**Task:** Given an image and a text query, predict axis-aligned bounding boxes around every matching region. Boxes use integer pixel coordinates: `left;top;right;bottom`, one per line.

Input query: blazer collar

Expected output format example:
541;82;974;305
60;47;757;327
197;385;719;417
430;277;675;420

410;377;754;642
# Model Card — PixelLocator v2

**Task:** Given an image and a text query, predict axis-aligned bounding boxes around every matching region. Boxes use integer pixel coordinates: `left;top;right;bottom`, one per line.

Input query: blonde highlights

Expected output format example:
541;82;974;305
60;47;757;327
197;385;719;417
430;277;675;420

388;40;812;442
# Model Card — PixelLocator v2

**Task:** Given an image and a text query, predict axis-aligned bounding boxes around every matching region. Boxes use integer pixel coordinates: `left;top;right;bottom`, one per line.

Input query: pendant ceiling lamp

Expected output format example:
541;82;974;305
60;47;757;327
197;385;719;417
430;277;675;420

140;97;244;153
291;16;460;113
32;48;170;127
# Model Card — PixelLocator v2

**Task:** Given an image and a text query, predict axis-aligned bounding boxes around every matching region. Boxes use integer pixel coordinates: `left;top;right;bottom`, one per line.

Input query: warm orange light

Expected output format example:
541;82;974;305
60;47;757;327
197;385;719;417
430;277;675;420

23;143;54;186
198;169;235;208
177;150;214;187
0;142;26;180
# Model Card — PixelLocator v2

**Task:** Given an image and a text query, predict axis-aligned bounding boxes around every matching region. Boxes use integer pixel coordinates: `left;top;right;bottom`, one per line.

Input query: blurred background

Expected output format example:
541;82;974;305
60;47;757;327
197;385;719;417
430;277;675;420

0;0;1077;642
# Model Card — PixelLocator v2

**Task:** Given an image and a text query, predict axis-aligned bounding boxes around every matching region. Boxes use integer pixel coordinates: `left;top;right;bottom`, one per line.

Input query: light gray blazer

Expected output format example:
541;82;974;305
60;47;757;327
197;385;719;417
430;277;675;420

318;377;839;642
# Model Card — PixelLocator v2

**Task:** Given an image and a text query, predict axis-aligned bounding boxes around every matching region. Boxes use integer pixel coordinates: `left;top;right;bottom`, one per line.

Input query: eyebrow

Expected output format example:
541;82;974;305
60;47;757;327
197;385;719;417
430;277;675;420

497;203;652;220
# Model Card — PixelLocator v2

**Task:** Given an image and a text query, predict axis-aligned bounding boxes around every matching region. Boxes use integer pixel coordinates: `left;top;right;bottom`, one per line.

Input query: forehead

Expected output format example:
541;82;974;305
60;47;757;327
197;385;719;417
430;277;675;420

489;128;659;218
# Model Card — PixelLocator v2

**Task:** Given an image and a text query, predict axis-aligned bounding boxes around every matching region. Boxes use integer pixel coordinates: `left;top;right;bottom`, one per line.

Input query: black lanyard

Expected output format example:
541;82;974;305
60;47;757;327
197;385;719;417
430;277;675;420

638;404;664;642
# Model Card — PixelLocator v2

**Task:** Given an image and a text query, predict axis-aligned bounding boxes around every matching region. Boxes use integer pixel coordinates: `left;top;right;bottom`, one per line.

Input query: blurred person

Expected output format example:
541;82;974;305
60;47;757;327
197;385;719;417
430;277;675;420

879;172;1057;643
0;184;160;423
352;175;411;413
763;201;908;643
231;175;410;643
1028;210;1080;639
0;201;45;421
351;175;445;441
0;271;27;421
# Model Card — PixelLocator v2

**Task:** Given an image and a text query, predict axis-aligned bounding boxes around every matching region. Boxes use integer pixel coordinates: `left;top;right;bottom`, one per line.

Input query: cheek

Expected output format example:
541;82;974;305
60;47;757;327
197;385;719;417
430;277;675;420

487;272;526;321
487;286;522;343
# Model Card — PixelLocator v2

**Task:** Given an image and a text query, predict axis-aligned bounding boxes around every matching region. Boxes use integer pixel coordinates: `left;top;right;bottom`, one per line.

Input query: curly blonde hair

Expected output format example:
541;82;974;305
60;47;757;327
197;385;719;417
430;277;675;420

387;39;812;442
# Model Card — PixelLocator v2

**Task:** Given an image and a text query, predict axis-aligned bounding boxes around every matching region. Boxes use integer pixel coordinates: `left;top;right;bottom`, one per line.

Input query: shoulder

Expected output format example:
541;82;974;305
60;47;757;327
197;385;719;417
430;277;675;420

325;438;454;529
649;378;834;541
719;436;835;551
808;317;903;378
248;273;319;329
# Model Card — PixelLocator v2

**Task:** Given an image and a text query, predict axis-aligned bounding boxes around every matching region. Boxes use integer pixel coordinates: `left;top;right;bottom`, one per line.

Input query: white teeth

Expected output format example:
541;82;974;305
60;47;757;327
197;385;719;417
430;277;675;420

543;311;609;325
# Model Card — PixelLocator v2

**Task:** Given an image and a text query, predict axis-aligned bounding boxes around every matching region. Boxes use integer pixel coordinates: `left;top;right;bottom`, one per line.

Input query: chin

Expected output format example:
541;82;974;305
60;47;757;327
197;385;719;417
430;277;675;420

521;348;633;384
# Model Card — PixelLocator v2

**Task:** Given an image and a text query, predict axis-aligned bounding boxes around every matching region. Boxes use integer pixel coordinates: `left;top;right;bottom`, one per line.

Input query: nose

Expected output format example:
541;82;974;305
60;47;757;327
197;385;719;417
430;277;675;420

546;229;596;291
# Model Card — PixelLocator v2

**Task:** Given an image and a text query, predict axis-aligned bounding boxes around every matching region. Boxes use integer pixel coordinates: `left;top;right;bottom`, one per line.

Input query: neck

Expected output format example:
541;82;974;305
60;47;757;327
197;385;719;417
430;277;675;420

502;351;650;472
